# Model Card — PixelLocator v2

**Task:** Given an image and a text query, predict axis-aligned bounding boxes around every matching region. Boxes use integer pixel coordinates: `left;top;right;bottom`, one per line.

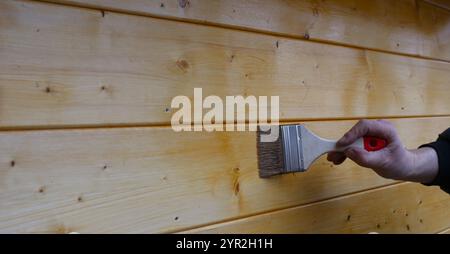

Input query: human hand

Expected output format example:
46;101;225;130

327;119;438;183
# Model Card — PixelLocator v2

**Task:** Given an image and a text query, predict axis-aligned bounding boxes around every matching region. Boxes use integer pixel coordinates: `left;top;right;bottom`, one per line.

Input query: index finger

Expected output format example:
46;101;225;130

337;119;396;146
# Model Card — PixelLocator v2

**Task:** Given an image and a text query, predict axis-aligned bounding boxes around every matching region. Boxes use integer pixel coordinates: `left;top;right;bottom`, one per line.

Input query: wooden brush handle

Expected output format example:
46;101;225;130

334;136;387;152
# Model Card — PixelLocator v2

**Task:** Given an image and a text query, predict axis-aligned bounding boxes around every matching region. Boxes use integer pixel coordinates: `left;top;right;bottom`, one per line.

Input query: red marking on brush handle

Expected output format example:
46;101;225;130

363;136;387;151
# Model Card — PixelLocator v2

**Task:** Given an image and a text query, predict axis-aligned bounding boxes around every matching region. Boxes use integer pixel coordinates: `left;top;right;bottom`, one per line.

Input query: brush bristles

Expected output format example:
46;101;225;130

257;126;284;178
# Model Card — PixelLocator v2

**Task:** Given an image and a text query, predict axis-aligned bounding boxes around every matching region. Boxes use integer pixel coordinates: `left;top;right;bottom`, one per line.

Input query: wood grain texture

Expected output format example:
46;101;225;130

1;0;450;128
186;183;450;233
44;0;450;61
0;117;448;233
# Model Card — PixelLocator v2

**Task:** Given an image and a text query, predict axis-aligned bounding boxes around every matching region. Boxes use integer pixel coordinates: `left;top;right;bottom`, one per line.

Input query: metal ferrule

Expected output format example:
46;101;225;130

281;125;305;173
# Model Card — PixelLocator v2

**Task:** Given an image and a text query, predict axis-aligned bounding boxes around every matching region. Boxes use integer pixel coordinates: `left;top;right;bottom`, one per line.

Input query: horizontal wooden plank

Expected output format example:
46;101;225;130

44;0;450;61
1;0;450;128
0;117;448;233
186;183;450;233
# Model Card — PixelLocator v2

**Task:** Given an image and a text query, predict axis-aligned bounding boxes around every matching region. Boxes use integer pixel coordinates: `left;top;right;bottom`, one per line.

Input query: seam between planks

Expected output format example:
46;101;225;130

29;0;450;64
424;0;450;12
437;226;450;234
0;114;450;133
170;181;405;233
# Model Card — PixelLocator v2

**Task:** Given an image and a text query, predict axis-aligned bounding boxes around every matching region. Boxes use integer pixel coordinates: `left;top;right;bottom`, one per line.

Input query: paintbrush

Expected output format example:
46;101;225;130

257;124;386;178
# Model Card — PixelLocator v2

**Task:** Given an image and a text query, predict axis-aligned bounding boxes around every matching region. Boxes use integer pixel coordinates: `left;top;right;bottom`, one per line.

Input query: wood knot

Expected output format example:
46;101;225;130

312;8;319;16
10;160;15;167
176;59;189;72
38;186;46;193
304;33;310;40
232;167;240;196
100;85;113;95
233;181;240;196
178;0;190;8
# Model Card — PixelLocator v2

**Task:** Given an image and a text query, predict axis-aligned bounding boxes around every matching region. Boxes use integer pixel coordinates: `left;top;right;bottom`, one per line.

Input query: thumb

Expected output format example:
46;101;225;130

345;147;385;169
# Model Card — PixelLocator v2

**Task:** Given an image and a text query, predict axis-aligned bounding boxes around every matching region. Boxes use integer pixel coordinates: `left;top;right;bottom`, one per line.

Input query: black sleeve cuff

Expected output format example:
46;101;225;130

419;128;450;194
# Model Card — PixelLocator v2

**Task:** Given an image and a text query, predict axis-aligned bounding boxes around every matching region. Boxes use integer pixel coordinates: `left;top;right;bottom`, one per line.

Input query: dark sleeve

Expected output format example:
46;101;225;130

419;128;450;194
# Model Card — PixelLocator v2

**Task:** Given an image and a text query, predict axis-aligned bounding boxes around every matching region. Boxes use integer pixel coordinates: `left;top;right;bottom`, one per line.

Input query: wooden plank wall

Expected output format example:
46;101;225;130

0;0;449;233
